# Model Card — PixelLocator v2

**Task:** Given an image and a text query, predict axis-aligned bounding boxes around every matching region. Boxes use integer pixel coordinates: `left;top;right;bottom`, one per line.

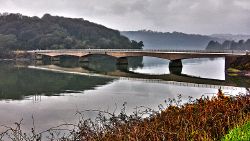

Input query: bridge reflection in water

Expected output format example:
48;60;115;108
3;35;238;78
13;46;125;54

25;59;249;91
25;49;249;73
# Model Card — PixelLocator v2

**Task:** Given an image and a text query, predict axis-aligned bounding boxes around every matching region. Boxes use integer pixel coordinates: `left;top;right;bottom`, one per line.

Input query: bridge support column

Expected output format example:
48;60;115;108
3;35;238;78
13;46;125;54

169;59;183;75
169;59;183;68
116;57;128;65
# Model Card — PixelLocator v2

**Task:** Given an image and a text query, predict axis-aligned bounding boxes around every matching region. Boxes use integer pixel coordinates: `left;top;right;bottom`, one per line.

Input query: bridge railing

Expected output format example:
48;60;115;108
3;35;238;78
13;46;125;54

27;49;248;54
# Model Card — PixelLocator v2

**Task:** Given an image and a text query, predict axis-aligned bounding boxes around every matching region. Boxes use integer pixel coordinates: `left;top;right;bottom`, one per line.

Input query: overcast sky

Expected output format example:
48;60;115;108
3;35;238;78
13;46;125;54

0;0;250;35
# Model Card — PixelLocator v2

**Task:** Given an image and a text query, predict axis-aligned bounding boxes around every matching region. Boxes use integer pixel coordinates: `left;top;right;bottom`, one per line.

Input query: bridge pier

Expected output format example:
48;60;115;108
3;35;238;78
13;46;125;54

116;57;128;65
169;59;183;75
169;59;183;68
169;67;183;75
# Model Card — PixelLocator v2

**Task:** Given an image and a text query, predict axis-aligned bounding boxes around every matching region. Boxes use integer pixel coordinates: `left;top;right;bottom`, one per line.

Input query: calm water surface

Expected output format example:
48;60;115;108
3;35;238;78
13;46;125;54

0;56;249;133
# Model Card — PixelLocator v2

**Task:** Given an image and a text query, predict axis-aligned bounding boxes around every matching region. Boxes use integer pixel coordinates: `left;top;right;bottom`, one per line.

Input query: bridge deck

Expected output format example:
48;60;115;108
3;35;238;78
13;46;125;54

27;49;248;55
24;49;248;61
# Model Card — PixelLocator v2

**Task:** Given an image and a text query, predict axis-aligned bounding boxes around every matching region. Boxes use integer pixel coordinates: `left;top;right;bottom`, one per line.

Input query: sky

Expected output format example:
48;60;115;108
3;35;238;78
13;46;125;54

0;0;250;35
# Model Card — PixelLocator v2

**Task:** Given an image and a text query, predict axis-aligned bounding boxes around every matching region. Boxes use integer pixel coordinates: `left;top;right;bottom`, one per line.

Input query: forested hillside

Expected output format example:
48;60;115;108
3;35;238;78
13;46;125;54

121;30;222;49
0;13;143;53
211;34;250;41
206;39;250;50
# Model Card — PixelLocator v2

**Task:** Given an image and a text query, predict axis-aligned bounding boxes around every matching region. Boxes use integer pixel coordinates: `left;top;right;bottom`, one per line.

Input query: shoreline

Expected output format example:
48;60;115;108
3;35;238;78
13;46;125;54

0;58;31;61
227;68;250;77
1;92;250;140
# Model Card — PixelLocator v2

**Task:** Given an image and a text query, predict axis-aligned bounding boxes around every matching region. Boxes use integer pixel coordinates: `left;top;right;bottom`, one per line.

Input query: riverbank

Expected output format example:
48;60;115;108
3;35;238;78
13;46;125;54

75;92;250;141
1;90;250;140
227;68;250;77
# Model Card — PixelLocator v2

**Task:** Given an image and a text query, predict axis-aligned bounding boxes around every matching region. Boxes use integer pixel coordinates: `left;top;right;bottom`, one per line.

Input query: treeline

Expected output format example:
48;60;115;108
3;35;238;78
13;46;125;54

121;30;221;49
0;13;143;53
206;39;250;50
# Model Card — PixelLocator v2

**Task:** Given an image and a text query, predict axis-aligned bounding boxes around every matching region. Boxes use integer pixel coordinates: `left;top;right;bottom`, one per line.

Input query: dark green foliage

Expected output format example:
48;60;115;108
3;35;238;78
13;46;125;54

206;39;250;50
131;40;144;48
228;56;250;70
0;13;143;52
0;34;16;58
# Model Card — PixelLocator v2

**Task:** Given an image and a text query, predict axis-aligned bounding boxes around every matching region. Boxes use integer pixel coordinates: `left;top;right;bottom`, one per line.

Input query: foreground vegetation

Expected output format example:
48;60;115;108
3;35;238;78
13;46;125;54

77;92;250;141
1;90;250;140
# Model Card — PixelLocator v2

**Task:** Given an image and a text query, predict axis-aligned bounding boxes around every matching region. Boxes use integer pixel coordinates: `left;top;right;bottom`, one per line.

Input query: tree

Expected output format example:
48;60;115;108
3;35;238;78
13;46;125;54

0;13;139;51
131;40;144;49
206;41;221;50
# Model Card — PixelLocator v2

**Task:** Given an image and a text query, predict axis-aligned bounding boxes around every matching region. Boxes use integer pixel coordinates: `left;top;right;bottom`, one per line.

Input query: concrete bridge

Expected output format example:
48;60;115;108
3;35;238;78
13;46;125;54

25;49;248;69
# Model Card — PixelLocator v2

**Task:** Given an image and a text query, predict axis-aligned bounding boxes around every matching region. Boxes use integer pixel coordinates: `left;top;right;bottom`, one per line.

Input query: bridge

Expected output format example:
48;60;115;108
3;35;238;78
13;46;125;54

21;49;249;70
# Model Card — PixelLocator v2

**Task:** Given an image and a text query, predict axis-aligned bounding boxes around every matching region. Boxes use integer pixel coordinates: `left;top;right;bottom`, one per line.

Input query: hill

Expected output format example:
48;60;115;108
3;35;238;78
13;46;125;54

206;39;250;50
211;34;250;41
0;13;143;55
121;30;222;49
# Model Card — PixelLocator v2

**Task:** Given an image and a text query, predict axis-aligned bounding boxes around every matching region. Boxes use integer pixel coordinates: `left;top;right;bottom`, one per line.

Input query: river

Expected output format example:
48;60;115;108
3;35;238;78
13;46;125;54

0;56;249;134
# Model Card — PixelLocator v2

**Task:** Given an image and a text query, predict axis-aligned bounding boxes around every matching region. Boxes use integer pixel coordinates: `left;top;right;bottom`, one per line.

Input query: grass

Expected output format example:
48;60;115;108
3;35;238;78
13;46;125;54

228;73;239;76
227;68;242;76
227;68;241;73
222;121;250;141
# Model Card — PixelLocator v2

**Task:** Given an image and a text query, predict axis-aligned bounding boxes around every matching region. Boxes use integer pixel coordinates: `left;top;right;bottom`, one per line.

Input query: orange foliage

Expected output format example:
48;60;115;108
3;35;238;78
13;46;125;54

78;94;250;141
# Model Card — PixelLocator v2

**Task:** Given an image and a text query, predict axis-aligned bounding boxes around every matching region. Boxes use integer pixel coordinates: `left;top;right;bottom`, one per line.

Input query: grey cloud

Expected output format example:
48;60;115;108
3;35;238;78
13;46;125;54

0;0;249;34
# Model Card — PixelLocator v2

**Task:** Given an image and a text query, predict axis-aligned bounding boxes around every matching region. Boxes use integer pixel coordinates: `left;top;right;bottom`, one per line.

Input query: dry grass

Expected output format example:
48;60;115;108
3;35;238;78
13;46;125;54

77;91;250;141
